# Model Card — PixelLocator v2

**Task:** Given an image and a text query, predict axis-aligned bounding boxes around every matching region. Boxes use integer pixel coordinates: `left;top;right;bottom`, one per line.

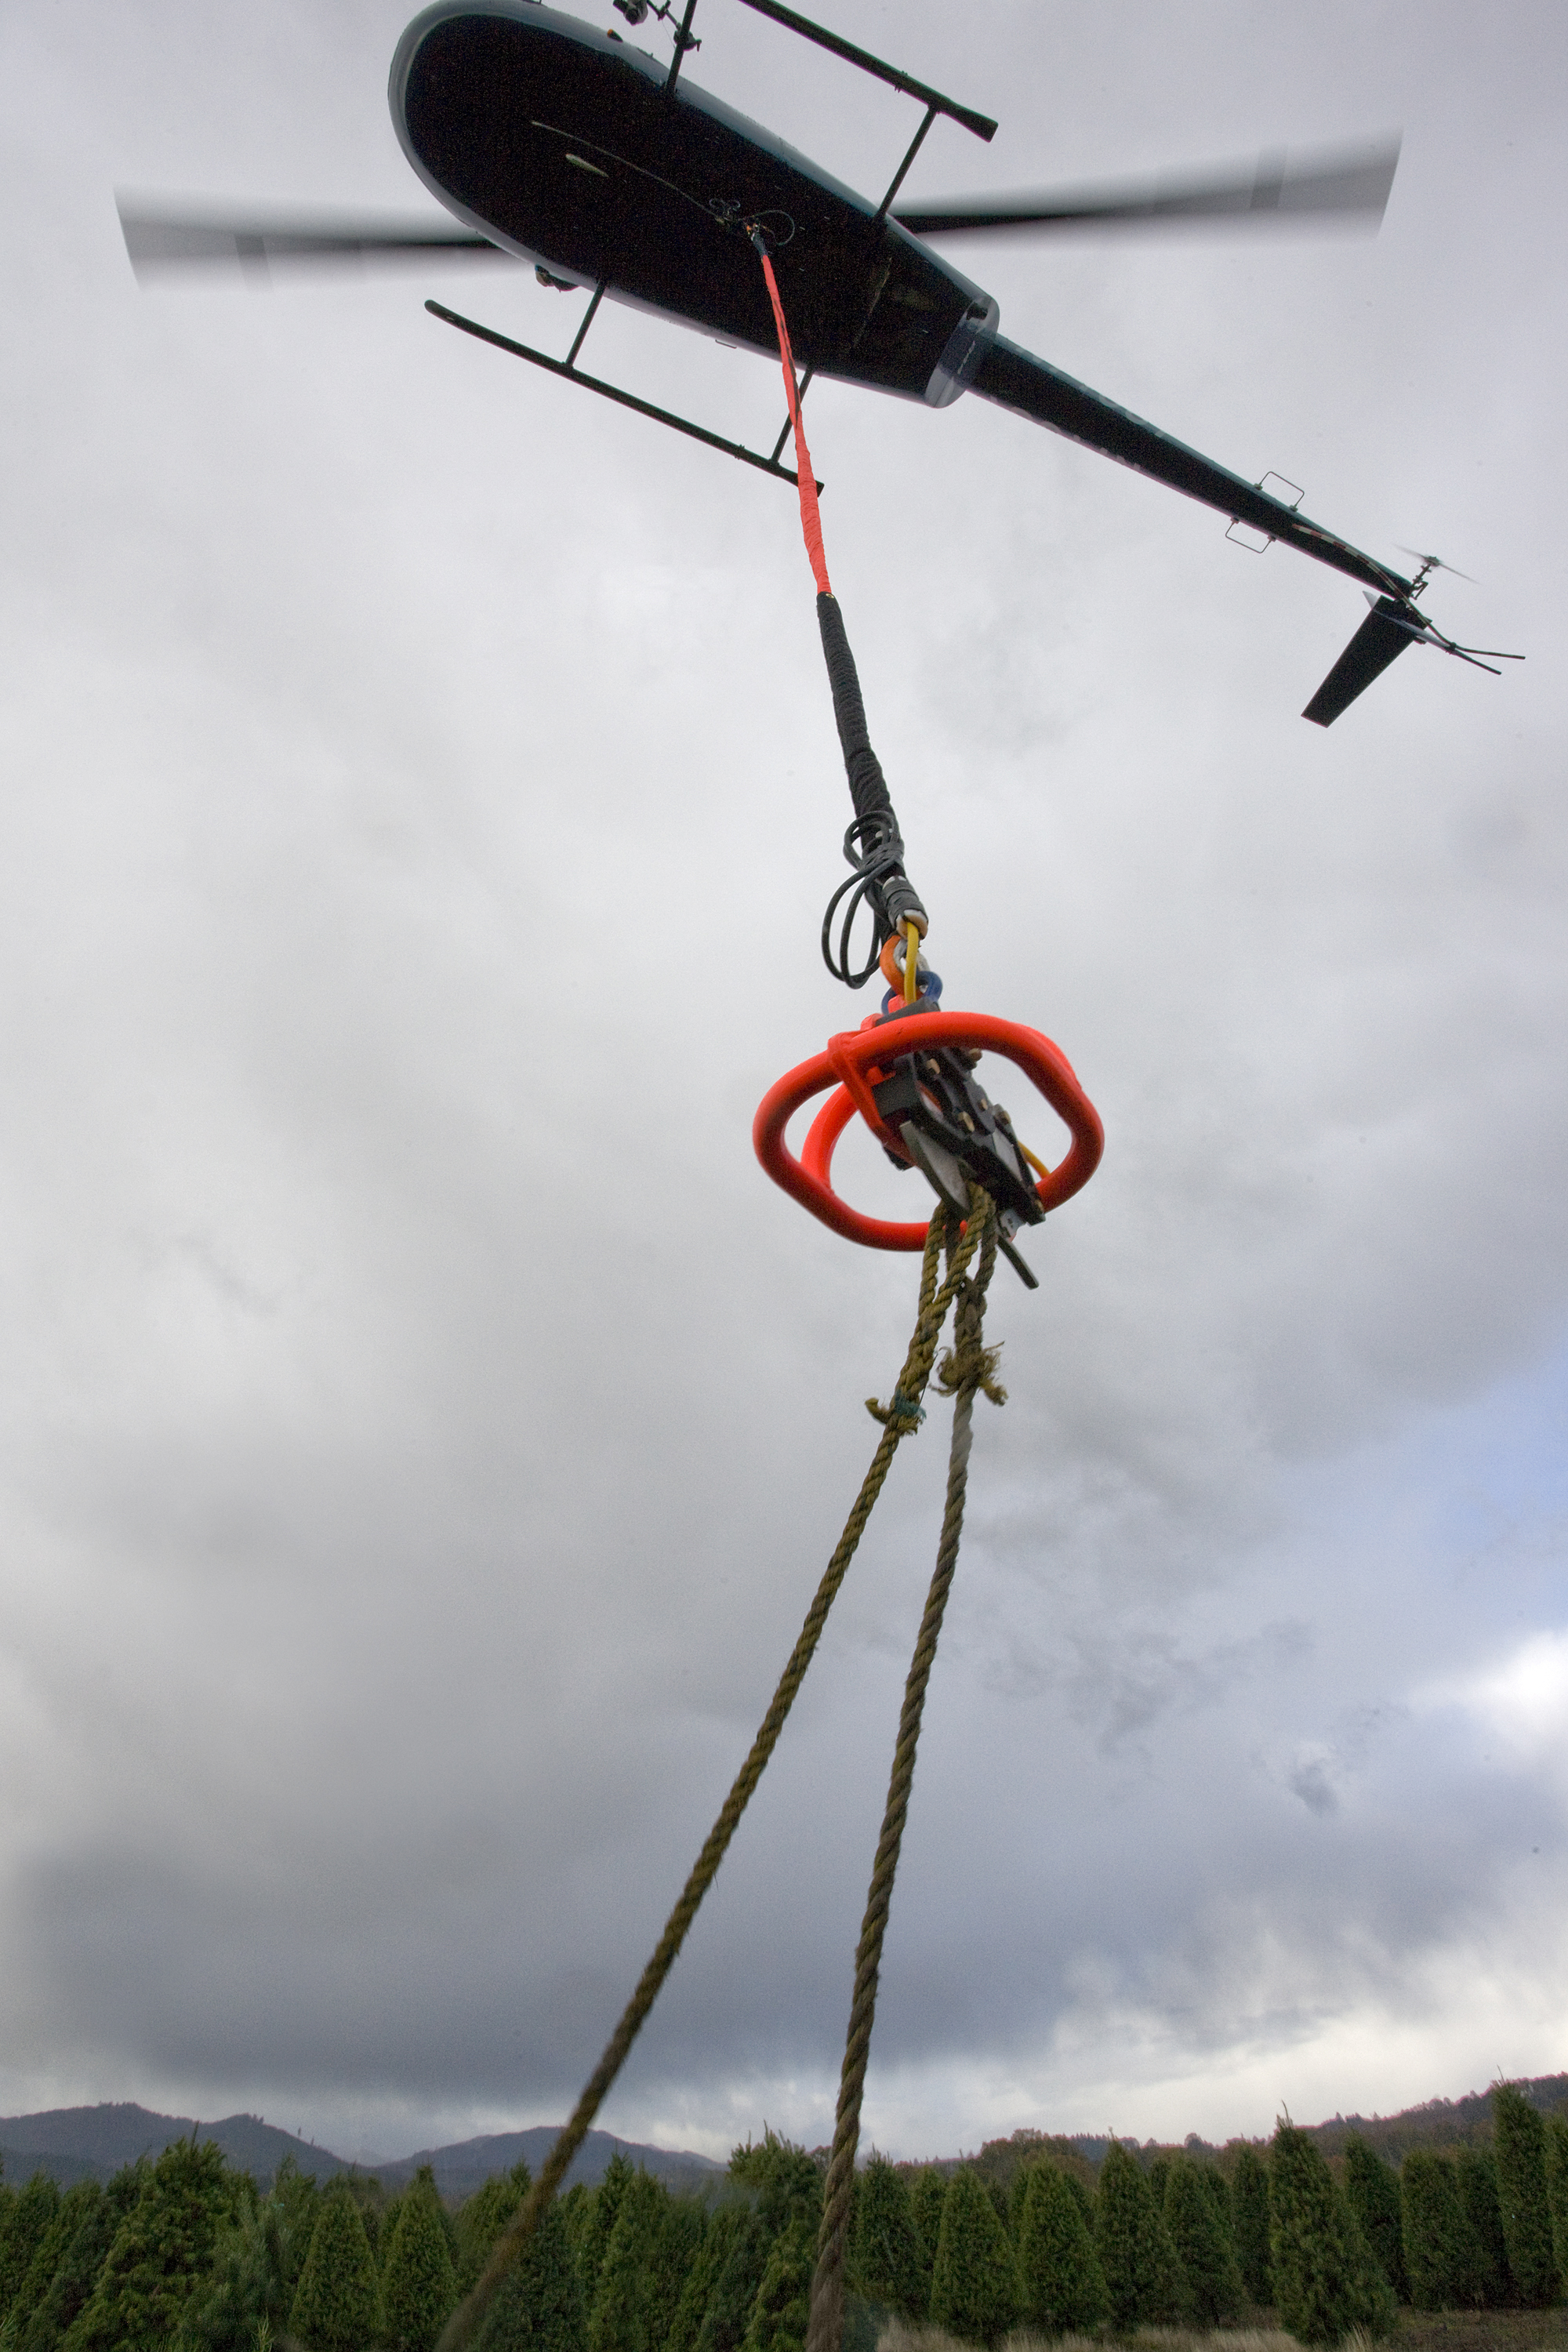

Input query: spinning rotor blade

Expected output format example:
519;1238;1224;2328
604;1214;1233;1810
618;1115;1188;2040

1398;546;1479;583
893;136;1399;238
118;194;504;281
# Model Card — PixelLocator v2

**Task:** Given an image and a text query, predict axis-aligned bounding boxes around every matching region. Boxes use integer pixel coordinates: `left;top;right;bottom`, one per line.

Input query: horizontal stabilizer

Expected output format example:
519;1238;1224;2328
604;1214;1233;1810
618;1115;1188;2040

1302;597;1415;725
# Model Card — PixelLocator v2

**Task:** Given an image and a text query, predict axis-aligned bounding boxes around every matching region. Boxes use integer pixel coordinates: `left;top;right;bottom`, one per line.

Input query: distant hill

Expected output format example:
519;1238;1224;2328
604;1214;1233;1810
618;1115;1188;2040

372;2129;722;2201
12;2070;1566;2201
0;2105;720;2200
1301;2072;1568;2164
0;2105;346;2190
942;2072;1568;2188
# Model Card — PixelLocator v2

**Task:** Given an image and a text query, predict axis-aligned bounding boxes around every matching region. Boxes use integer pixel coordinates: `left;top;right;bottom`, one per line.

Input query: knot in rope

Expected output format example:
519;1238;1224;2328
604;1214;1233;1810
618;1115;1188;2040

935;1317;1007;1408
866;1385;926;1432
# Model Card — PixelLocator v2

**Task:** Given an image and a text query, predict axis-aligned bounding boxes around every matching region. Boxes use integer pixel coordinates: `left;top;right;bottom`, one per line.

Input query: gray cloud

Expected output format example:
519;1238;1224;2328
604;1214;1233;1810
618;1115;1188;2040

0;0;1565;2163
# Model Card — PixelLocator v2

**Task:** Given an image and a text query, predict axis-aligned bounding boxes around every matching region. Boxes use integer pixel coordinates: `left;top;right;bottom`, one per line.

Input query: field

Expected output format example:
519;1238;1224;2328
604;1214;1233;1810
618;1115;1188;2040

1390;2315;1568;2352
876;2318;1568;2352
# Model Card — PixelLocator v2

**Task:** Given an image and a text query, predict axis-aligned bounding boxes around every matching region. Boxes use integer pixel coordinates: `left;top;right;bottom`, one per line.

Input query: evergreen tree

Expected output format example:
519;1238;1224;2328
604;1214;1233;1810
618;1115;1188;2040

1229;2147;1272;2306
929;2168;1018;2350
0;2181;60;2325
290;2186;381;2352
1401;2153;1479;2310
644;2197;706;2352
1015;2166;1109;2338
667;2206;744;2352
578;2161;637;2315
1342;2139;1406;2304
1093;2143;1178;2329
693;2213;769;2352
270;2162;323;2302
1268;2123;1393;2347
692;2132;823;2352
381;2168;458;2352
64;2140;237;2352
3;2183;99;2351
1146;2158;1171;2215
739;2220;814;2352
1164;2159;1243;2325
1057;2175;1092;2230
1493;2083;1560;2307
851;2161;921;2323
474;2194;587;2352
728;2144;820;2245
20;2172;141;2352
378;2199;405;2278
589;2172;670;2352
1199;2168;1236;2256
176;2182;301;2352
909;2172;946;2320
1547;2117;1568;2292
457;2169;528;2299
1456;2148;1514;2309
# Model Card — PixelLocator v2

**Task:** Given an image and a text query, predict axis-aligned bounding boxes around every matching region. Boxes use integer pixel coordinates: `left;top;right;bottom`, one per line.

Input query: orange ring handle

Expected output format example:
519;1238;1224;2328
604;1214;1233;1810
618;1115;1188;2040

753;1006;1104;1251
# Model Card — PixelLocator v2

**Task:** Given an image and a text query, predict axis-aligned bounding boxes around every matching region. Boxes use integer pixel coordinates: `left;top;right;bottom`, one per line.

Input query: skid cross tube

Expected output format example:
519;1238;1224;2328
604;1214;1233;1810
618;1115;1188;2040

754;1007;1103;1250
426;302;820;490
734;0;997;142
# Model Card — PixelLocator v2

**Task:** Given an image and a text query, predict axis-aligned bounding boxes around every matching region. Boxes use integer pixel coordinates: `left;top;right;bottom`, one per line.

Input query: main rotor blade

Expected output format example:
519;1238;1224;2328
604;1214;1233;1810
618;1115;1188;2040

893;136;1399;238
117;194;506;281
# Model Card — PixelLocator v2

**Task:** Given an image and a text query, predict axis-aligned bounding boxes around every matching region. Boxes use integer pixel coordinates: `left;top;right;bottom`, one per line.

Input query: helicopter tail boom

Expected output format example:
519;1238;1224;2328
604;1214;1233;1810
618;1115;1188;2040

971;332;1411;605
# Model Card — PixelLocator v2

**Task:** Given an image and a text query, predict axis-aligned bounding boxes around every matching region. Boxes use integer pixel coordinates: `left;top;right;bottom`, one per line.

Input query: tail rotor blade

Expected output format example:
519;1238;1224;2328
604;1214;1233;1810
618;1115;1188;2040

1397;545;1479;584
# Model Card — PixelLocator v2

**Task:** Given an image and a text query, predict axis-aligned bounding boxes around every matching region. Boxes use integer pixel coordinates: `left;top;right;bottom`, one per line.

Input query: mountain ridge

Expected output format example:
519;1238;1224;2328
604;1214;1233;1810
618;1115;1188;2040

0;2104;720;2197
7;2070;1568;2196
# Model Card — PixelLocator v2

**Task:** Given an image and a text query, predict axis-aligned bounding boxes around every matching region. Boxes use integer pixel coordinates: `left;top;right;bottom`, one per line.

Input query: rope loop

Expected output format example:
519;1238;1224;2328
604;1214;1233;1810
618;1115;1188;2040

804;1182;1003;2352
435;1194;992;2352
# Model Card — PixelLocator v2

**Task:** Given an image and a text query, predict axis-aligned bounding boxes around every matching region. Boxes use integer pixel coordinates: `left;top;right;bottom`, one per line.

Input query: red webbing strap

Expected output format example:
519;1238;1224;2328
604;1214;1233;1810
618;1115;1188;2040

756;244;831;597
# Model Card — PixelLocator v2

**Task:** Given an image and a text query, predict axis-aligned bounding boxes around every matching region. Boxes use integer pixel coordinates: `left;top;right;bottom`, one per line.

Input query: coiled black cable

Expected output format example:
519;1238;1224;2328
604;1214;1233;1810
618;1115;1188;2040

821;812;912;988
815;592;927;987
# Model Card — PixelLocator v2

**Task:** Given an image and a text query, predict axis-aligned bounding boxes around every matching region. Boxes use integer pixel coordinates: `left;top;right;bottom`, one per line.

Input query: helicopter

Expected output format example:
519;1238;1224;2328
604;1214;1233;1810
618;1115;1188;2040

118;0;1519;724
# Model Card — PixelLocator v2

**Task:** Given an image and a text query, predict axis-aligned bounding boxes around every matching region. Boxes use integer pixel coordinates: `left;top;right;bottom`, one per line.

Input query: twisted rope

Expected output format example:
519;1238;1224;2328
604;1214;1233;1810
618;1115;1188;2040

804;1197;1004;2352
438;1196;994;2352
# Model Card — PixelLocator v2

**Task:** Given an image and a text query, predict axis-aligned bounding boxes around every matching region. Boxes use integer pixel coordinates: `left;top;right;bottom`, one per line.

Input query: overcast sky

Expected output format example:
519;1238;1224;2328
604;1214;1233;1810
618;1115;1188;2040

0;0;1565;2169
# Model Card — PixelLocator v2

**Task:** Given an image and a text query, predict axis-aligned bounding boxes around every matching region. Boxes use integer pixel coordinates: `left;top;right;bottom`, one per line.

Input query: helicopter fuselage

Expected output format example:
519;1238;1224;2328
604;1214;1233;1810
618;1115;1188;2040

388;0;1442;714
390;0;999;407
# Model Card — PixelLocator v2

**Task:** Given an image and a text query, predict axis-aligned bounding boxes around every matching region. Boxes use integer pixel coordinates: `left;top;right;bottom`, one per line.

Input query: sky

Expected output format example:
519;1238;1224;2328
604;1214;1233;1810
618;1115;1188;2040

0;0;1565;2169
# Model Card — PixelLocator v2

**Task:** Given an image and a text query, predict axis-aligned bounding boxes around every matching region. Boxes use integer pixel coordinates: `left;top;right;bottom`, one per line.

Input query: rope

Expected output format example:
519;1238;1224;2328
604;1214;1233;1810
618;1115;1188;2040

804;1194;1005;2352
437;1194;995;2352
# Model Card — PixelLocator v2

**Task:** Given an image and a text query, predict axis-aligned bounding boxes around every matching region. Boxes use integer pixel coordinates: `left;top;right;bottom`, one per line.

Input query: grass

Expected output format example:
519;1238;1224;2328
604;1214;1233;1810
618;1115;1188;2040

1390;2316;1568;2352
877;2318;1568;2352
877;2326;1296;2352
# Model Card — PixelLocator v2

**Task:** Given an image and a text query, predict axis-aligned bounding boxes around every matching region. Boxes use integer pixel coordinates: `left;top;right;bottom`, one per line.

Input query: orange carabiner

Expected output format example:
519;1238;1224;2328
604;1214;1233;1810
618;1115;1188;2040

753;1004;1103;1251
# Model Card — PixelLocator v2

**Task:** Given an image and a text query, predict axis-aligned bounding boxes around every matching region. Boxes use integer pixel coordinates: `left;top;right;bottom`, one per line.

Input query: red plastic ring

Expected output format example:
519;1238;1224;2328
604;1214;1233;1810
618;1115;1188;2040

753;1006;1104;1251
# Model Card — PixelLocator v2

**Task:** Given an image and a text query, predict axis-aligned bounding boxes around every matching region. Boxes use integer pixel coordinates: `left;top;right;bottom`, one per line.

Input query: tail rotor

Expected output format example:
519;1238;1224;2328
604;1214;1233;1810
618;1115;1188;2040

1304;554;1521;727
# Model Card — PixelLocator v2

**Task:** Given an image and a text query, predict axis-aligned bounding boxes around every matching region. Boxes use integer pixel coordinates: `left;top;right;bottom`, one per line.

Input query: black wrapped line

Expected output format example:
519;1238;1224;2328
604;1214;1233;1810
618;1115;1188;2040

816;592;927;986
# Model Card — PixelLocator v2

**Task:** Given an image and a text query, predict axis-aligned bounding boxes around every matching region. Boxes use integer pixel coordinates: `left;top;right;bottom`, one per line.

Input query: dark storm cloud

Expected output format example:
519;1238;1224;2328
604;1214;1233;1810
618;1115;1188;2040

0;0;1564;2161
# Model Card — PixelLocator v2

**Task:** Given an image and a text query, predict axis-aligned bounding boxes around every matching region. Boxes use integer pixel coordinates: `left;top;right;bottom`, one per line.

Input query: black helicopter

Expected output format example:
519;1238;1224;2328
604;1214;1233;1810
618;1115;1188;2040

118;0;1517;724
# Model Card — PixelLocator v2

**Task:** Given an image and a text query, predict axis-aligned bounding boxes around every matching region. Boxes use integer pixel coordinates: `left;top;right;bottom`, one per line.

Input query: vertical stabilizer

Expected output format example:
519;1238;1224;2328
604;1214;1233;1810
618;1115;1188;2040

1301;597;1416;725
